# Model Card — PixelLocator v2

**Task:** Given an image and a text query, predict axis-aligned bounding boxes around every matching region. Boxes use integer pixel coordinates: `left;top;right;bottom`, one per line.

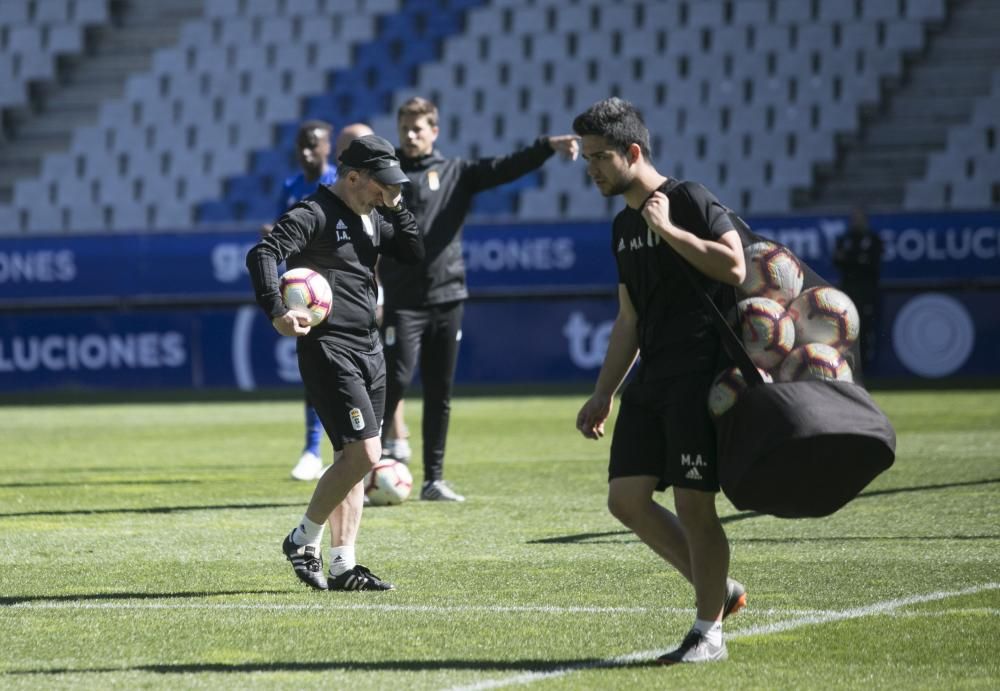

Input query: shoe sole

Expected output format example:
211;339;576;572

724;591;747;619
655;650;728;665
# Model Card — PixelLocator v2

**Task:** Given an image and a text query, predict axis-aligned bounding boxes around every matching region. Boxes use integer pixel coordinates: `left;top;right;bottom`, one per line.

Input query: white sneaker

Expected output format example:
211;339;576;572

382;438;412;463
420;480;465;502
656;628;728;664
290;451;323;481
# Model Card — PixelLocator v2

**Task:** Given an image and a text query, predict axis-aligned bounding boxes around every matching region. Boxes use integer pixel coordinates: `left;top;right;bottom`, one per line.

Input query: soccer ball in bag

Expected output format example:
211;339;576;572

778;343;854;383
708;366;773;418
279;268;332;326
364;460;413;506
733;297;796;370
741;241;804;306
787;287;860;352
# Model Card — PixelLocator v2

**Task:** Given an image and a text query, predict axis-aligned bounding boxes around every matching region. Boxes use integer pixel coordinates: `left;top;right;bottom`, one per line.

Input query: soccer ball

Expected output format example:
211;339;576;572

787;287;860;352
733;297;796;370
364;459;413;506
708;366;773;418
777;343;854;383
740;241;804;306
279;268;332;327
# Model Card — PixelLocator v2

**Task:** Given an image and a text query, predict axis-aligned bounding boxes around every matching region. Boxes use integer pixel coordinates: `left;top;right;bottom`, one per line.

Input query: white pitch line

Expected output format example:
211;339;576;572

443;582;1000;691
2;602;836;617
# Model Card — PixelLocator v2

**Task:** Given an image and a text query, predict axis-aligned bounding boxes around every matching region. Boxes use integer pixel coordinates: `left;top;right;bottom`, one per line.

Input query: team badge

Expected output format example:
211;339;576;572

427;169;440;191
349;408;365;431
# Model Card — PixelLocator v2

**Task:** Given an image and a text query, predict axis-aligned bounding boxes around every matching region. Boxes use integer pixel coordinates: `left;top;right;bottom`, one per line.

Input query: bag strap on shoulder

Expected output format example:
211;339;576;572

650;182;764;387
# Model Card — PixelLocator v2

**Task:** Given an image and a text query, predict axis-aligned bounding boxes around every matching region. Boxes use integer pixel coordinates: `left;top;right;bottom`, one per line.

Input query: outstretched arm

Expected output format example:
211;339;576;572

464;135;578;193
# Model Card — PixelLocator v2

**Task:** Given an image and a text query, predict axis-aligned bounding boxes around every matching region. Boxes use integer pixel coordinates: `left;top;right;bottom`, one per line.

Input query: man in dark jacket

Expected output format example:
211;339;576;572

247;135;424;591
833;207;883;372
378;97;580;501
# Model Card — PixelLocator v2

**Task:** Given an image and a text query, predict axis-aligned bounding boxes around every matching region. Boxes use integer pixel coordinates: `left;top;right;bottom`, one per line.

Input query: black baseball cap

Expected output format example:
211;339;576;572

338;134;409;185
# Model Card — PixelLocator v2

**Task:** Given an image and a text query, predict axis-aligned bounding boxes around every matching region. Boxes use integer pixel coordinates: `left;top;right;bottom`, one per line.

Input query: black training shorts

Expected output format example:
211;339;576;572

609;370;719;492
296;336;385;451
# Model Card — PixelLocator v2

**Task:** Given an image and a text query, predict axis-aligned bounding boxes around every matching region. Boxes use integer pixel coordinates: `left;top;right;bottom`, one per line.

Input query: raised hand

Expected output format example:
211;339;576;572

548;134;581;161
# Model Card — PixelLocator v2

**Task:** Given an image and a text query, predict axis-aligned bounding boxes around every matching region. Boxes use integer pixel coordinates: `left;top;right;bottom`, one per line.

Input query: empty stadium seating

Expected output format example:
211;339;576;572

0;0;995;235
904;75;1000;210
0;0;110;112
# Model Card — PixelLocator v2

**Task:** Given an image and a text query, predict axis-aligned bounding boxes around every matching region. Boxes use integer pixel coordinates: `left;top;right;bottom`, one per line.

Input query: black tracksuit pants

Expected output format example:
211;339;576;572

381;300;463;481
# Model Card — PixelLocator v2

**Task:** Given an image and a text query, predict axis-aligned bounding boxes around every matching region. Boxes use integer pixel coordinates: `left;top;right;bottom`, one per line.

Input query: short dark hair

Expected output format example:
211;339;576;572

335;163;366;179
572;97;651;160
397;97;438;128
297;120;332;141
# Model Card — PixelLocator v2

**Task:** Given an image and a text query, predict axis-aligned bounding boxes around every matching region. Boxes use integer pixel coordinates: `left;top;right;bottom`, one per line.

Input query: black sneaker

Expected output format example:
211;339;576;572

656;628;728;664
328;564;395;591
281;531;327;590
723;578;747;620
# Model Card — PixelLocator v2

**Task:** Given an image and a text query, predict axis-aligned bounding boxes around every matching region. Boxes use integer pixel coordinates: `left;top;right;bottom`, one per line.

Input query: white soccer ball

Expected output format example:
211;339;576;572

364;460;413;506
787;286;860;352
741;241;804;306
707;366;773;418
733;297;796;371
279;268;332;327
777;343;854;383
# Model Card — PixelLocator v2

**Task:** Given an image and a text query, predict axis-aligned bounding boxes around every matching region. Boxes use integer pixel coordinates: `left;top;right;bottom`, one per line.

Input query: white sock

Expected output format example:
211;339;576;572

328;545;356;576
291;516;324;547
694;618;723;646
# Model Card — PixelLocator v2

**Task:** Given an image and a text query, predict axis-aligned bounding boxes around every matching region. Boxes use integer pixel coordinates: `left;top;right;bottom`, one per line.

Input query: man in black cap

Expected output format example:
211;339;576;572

247;134;424;591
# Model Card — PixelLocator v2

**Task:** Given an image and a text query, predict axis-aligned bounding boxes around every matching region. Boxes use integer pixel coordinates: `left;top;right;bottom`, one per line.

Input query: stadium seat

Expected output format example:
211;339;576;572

907;0;946;21
3;0;979;233
36;0;72;24
66;203;106;233
949;180;993;209
902;180;946;210
26;203;65;234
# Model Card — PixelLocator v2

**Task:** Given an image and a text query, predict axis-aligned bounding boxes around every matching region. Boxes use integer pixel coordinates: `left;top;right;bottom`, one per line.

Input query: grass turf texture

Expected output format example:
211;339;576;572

0;390;997;689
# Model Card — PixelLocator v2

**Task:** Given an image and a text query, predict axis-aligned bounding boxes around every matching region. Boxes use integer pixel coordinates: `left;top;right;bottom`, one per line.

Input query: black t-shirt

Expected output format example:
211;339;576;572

613;180;736;378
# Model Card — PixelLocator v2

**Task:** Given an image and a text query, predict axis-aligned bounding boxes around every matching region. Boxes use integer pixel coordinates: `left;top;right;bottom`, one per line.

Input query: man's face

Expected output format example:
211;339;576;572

296;128;331;176
349;171;398;214
397;114;438;158
581;135;632;198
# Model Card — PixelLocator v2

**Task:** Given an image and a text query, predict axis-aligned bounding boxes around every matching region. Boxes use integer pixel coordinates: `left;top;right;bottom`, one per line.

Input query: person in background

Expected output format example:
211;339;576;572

248;134;424;591
833;207;884;374
378;96;580;501
572;97;747;664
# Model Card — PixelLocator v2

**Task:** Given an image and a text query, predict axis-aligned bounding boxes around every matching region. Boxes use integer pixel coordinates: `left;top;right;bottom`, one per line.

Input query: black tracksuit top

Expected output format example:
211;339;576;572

246;185;425;351
377;138;555;309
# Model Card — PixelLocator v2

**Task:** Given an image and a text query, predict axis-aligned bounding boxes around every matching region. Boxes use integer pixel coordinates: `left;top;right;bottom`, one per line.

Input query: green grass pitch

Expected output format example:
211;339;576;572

1;390;997;689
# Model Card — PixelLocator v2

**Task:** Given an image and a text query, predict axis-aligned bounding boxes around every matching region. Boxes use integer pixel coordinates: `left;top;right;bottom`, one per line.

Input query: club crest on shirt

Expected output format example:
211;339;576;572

349;408;365;431
427;169;440;191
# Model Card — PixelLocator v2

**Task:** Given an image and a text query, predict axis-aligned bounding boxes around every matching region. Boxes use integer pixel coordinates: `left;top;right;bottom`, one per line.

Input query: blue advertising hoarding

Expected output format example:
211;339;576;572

1;211;998;307
0;210;997;392
1;288;997;393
